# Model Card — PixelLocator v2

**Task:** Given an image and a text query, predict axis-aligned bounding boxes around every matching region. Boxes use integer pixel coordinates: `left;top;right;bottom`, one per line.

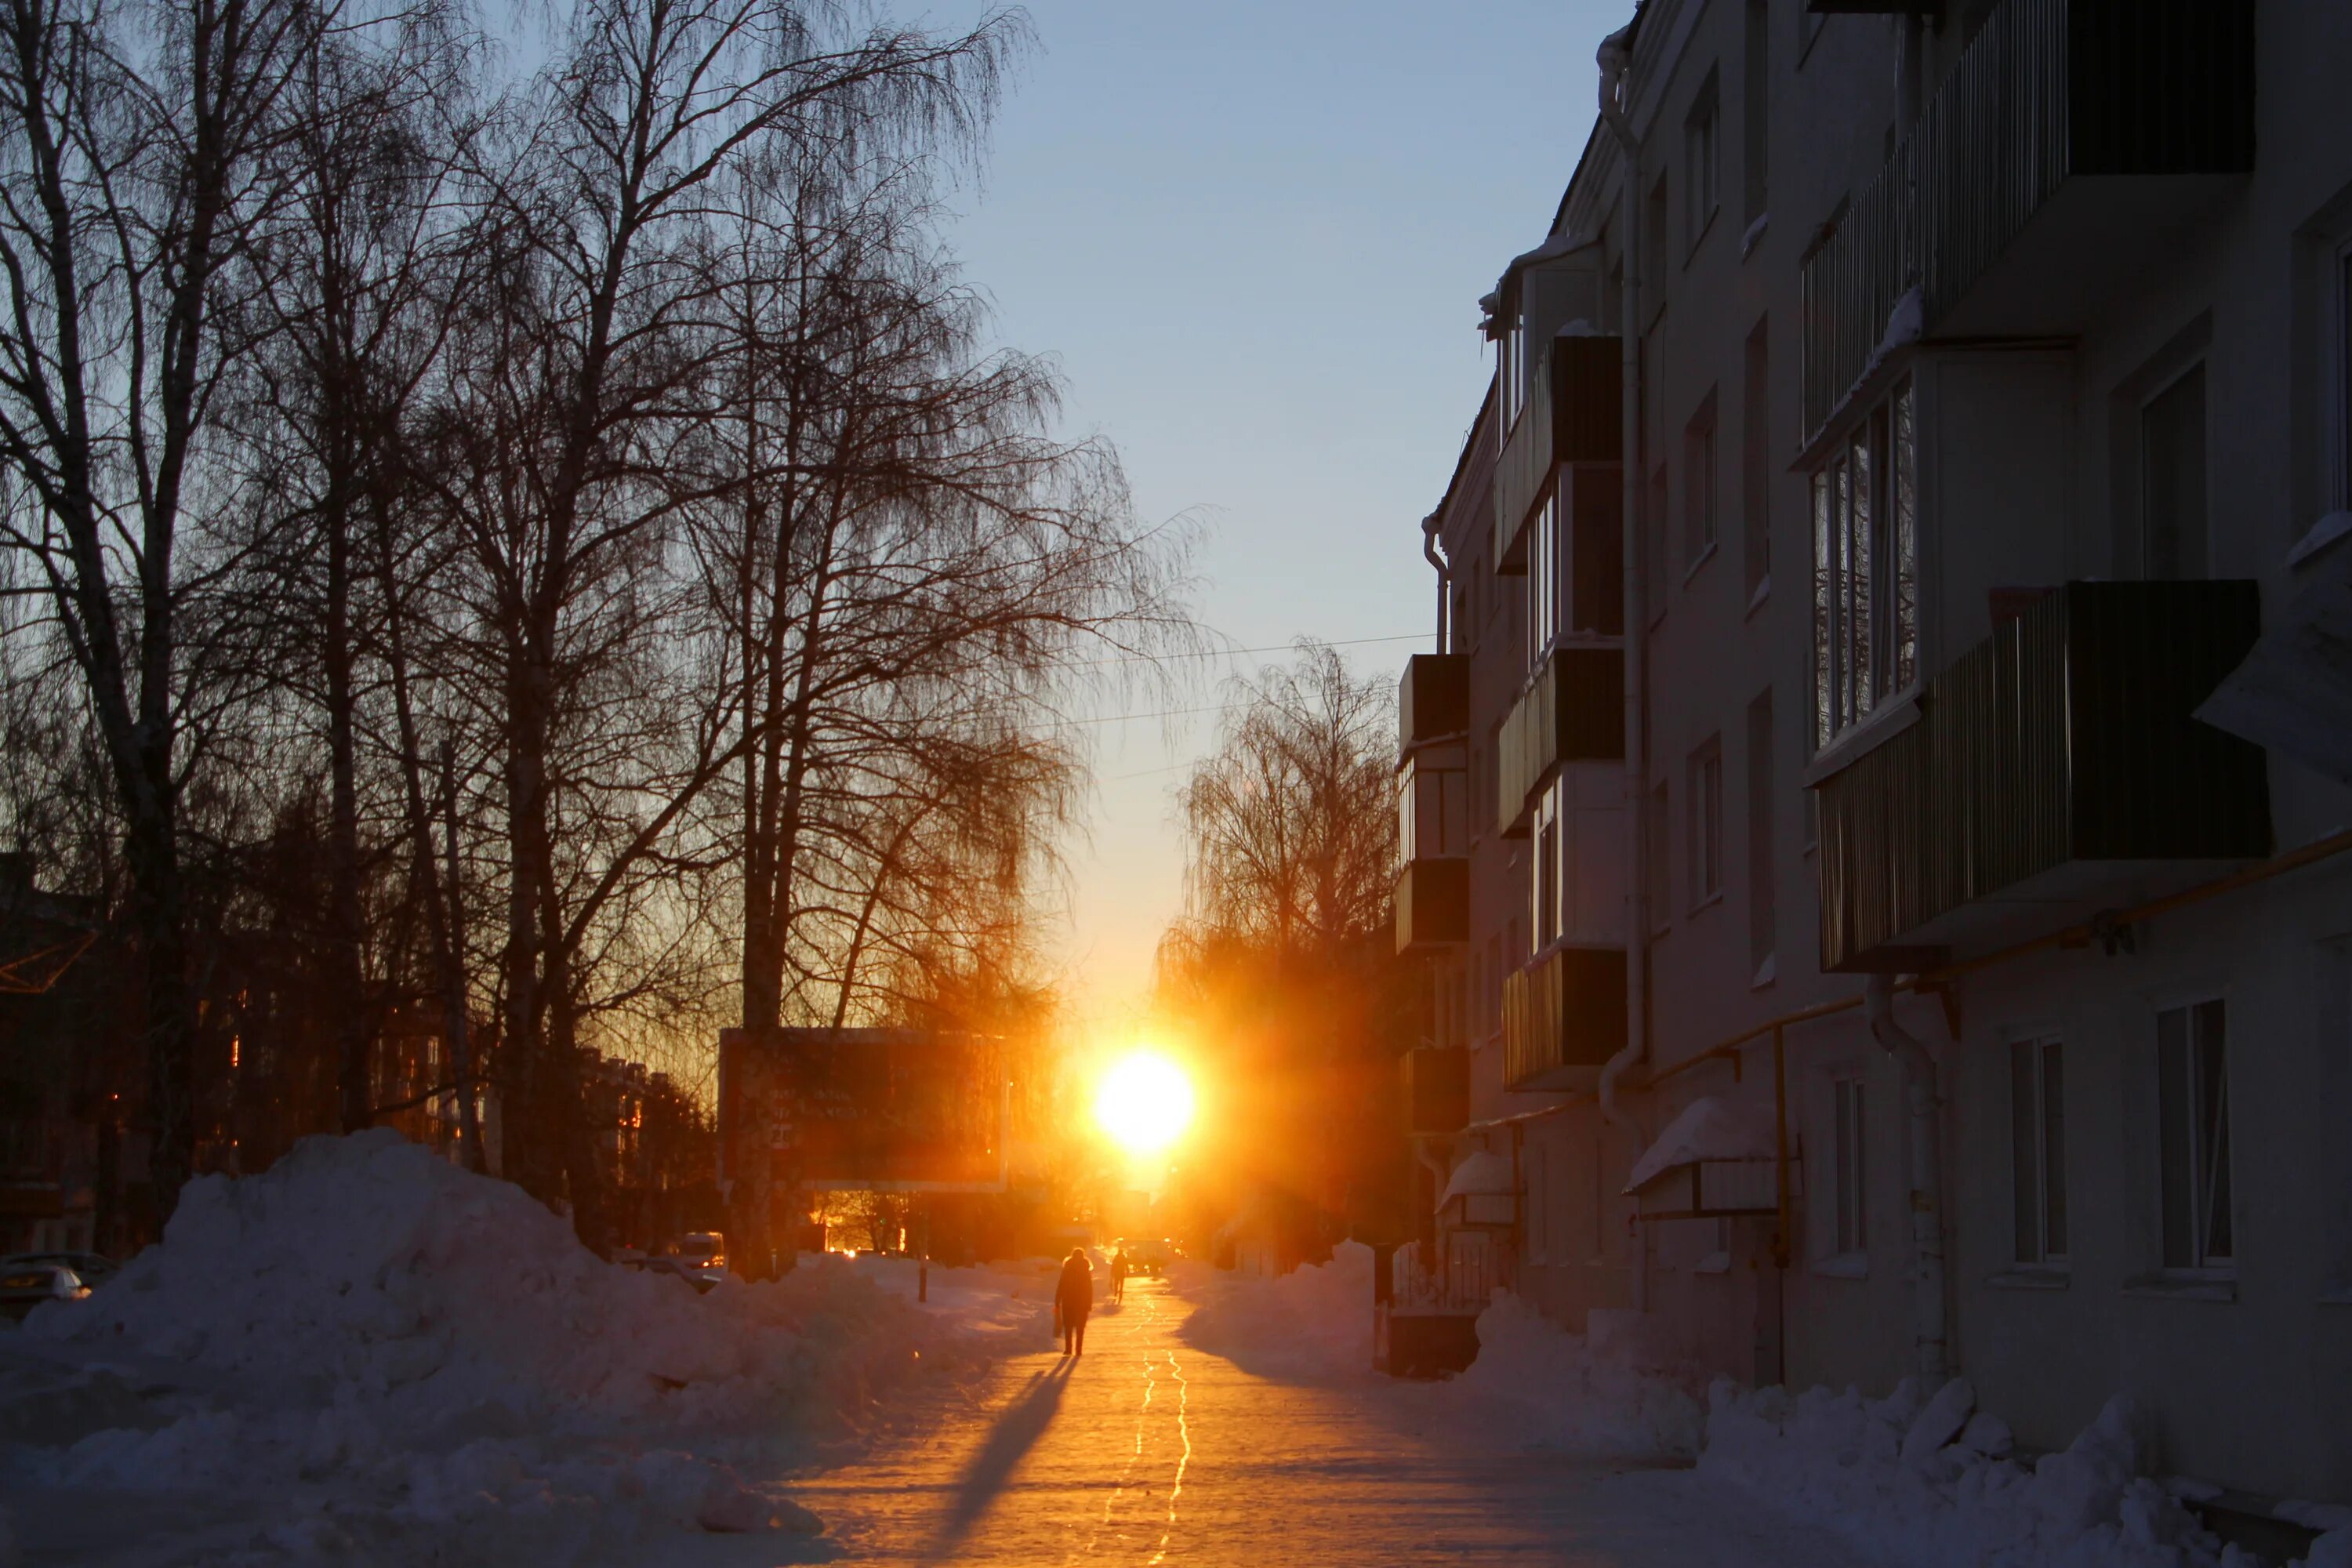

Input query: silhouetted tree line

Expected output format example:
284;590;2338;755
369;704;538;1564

1156;643;1421;1269
0;0;1192;1246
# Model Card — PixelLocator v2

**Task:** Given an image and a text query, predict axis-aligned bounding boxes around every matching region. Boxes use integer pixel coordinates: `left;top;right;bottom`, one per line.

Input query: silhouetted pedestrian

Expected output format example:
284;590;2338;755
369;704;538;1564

1056;1249;1093;1356
1110;1249;1129;1304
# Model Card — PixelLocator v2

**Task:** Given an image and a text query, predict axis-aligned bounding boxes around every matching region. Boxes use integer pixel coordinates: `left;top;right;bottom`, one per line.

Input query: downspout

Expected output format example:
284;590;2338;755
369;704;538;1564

1865;975;1948;1384
1595;22;1651;1312
1422;510;1452;653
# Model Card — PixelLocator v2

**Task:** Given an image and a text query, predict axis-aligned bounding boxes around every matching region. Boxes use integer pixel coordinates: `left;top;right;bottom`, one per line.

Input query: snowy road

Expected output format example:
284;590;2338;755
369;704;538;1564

797;1277;1880;1566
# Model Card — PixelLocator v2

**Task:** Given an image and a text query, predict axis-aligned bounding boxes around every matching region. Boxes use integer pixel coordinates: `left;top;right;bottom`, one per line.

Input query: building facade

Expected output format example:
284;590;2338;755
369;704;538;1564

1399;0;2352;1508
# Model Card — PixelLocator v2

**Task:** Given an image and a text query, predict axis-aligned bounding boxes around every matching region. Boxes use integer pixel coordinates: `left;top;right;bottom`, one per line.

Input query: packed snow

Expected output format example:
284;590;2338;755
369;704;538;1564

0;1130;1018;1565
1704;1376;2350;1568
1170;1240;1374;1378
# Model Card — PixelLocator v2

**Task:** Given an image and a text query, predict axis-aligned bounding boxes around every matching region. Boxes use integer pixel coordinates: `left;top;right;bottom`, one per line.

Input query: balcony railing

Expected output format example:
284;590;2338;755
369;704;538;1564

1501;945;1627;1092
1399;654;1468;753
1394;858;1470;955
1493;335;1621;572
1800;0;2255;441
1400;1047;1469;1136
1815;581;2270;972
1497;647;1624;837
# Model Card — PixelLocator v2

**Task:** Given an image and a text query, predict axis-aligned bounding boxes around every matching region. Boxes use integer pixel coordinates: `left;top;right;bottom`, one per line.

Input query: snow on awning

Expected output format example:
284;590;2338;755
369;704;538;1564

1437;1150;1513;1210
1624;1097;1778;1195
2195;526;2352;788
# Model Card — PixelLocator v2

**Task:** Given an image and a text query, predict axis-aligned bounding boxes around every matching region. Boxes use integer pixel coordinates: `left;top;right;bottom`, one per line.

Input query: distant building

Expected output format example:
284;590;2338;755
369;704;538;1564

1400;0;2351;1510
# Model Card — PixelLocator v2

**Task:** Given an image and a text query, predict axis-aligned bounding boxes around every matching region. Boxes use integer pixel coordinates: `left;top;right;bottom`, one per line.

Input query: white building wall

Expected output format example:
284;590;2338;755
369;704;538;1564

1414;0;2352;1507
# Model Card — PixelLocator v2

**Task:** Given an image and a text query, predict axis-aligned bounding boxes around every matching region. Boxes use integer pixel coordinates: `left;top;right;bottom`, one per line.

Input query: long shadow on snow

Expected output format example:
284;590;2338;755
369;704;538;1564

919;1358;1074;1561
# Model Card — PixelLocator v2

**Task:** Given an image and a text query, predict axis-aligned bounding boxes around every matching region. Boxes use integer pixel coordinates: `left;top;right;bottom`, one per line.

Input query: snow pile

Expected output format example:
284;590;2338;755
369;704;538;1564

1173;1241;1374;1377
1702;1375;2350;1568
0;1130;975;1560
1440;1294;1705;1458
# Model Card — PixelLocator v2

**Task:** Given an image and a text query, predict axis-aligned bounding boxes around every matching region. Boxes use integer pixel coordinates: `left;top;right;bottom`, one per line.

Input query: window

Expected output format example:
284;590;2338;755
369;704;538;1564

1811;379;1918;746
1530;483;1562;661
1685;389;1719;569
1647;781;1671;933
1688;736;1723;909
2010;1036;2068;1265
1645;175;1669;308
1743;318;1771;601
1398;753;1465;860
1647;464;1669;622
1743;0;1769;225
2157;1000;2233;1271
1500;300;1528;433
1571;466;1625;636
1684;71;1720;258
1797;5;1827;66
1746;690;1776;978
1832;1076;1867;1258
2335;242;2352;507
1535;793;1560;949
2140;364;2209;579
1527;1142;1549;1263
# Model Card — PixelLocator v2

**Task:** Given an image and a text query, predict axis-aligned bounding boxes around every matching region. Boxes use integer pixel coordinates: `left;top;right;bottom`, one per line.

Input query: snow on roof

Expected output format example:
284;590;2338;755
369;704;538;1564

1623;1097;1780;1195
1438;1149;1515;1211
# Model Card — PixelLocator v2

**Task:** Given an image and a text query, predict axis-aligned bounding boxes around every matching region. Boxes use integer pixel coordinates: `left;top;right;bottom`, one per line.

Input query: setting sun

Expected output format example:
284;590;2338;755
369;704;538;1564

1093;1051;1195;1156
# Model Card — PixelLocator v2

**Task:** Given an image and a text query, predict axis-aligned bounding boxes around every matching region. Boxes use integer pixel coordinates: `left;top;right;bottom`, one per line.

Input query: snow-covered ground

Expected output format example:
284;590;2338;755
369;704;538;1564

6;1143;2344;1566
0;1131;1025;1566
1168;1255;2350;1568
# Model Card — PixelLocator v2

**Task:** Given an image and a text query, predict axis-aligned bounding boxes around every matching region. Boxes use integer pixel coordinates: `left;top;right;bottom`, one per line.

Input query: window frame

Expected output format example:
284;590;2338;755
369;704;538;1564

2009;1033;2069;1268
1688;735;1724;911
1830;1074;1868;1264
1743;316;1772;605
1684;70;1722;263
1745;688;1776;980
2154;997;2235;1276
2137;360;2209;580
1810;377;1920;749
1685;387;1720;575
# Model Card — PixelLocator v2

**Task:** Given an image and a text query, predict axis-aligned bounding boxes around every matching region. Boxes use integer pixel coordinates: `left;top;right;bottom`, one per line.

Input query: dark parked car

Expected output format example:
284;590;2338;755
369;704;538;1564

2;1251;118;1289
0;1262;90;1320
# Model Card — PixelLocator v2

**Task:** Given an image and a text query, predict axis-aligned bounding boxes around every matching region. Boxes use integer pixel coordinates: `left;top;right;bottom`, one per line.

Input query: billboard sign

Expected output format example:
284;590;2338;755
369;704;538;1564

718;1027;1008;1193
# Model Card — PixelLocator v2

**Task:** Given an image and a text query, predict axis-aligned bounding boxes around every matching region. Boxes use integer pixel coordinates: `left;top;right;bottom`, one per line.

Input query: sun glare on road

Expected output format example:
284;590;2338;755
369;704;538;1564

1094;1051;1194;1156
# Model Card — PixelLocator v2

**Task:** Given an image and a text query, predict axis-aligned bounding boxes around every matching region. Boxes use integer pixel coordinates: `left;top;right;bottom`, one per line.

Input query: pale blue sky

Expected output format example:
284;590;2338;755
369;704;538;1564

924;0;1632;1018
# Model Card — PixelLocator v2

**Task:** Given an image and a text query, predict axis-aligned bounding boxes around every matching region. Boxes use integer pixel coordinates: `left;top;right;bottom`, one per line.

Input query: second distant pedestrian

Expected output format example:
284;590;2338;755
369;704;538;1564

1109;1249;1129;1305
1056;1249;1094;1356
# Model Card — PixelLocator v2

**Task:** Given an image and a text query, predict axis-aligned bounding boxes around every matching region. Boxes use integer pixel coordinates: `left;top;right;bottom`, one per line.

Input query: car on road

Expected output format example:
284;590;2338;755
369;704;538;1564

0;1261;92;1319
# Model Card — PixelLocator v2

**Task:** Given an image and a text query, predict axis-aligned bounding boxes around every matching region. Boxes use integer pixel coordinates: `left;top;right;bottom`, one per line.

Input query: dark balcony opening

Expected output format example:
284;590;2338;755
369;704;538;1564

1401;1047;1469;1136
1396;858;1472;955
1399;654;1468;751
1502;945;1628;1091
1497;648;1626;837
1814;579;2270;972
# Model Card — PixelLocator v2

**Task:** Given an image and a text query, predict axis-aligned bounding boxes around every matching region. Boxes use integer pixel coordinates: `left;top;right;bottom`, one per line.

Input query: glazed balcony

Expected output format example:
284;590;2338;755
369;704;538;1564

1494;335;1621;573
1799;0;2255;442
1814;581;2270;973
1395;858;1471;955
1496;648;1624;838
1398;654;1468;753
1501;945;1628;1093
1400;1047;1469;1137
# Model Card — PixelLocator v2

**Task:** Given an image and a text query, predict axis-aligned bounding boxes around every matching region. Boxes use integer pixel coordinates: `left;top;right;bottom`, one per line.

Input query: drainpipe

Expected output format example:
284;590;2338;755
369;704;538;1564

1422;510;1452;653
1864;975;1948;1384
1595;22;1651;1315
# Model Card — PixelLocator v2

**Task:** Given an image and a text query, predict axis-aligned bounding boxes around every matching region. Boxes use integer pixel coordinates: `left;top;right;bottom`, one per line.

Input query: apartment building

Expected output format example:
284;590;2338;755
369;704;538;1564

1397;0;2352;1506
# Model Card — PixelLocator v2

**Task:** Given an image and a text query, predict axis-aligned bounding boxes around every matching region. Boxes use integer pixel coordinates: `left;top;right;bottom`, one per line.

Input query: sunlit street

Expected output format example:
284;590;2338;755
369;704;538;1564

801;1277;1875;1568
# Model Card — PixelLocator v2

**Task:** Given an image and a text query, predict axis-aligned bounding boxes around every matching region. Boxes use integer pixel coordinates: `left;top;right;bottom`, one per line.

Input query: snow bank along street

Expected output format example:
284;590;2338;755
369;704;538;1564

2;1142;2347;1565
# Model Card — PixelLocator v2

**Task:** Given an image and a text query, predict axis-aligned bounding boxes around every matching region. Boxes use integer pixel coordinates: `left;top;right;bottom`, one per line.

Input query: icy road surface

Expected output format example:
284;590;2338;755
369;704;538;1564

797;1277;1879;1566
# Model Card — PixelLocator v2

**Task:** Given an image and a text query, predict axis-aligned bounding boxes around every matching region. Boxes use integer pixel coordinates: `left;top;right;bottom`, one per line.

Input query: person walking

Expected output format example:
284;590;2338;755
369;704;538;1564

1055;1249;1094;1356
1109;1249;1129;1305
